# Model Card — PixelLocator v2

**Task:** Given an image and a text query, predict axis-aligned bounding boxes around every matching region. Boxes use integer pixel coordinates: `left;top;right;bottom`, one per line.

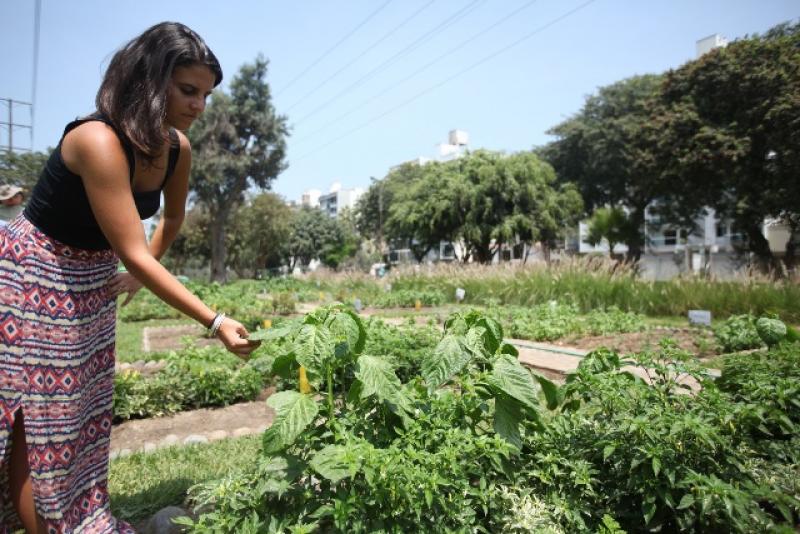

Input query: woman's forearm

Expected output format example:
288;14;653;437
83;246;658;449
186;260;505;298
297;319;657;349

124;251;215;327
149;215;183;260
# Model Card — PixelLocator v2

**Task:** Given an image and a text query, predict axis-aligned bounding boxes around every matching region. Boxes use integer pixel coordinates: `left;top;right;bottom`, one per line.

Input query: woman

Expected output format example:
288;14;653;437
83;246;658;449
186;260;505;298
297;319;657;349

0;22;259;533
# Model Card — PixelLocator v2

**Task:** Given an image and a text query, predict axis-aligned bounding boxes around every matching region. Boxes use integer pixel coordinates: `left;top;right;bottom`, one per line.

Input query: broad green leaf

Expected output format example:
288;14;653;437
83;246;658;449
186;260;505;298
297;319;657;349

643;502;657;525
535;374;562;410
247;324;295;341
652;457;661;477
356;355;402;400
271;353;297;380
293;323;333;375
499;343;519;357
346;380;364;405
494;394;523;449
490;354;540;412
476;317;503;353
325;310;363;357
309;444;364;483
259;454;306;493
464;327;489;359
262;391;319;454
356;355;414;417
603;445;616;461
421;334;474;388
676;494;694;510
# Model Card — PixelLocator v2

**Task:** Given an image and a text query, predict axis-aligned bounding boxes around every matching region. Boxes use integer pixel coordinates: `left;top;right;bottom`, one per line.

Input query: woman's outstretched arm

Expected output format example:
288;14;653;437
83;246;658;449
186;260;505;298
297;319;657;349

62;121;257;358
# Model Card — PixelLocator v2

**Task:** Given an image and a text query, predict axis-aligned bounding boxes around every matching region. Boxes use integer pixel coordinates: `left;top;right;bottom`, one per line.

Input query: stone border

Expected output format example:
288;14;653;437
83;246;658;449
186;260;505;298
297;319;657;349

115;359;168;375
109;423;269;460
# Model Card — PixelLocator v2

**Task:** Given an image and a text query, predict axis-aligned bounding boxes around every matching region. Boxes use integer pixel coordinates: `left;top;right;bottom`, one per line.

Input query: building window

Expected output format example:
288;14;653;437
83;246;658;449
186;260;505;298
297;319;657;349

441;243;455;259
716;223;727;238
664;229;678;246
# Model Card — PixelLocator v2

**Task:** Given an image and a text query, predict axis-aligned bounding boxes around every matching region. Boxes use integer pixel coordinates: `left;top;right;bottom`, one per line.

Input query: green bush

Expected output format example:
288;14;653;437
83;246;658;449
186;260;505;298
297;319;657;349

714;314;763;352
486;303;647;341
112;344;267;421
369;288;446;308
177;311;799;533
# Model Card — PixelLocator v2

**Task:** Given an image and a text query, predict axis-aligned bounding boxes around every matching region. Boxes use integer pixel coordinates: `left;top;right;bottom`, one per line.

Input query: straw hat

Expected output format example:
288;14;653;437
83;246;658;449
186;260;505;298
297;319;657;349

0;185;23;200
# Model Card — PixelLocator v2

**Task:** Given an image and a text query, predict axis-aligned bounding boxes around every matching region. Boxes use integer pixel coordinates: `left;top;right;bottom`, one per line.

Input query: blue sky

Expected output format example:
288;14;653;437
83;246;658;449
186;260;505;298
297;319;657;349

1;0;797;203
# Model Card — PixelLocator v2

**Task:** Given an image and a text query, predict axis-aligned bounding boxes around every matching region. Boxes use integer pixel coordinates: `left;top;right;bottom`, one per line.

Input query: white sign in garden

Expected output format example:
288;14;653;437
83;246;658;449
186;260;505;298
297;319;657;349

455;288;466;302
688;310;712;326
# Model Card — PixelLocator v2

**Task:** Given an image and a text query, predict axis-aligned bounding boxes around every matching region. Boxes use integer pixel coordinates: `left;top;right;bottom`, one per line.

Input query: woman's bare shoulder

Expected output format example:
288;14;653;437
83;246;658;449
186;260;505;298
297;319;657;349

175;129;192;153
61;120;127;173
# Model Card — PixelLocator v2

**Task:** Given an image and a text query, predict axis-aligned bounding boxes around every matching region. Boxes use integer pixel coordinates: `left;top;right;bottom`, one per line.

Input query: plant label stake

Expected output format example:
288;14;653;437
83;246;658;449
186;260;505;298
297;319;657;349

354;298;363;313
455;288;466;302
688;310;712;326
415;299;422;311
263;319;272;329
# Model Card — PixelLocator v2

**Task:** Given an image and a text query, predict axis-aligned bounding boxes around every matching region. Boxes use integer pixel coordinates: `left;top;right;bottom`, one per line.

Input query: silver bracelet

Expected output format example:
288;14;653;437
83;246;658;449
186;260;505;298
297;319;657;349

209;313;226;337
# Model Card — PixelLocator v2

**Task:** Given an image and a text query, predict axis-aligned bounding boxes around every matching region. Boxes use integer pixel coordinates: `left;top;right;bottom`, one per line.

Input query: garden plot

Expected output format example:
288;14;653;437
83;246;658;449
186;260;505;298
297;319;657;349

558;326;716;358
176;305;800;532
142;323;222;352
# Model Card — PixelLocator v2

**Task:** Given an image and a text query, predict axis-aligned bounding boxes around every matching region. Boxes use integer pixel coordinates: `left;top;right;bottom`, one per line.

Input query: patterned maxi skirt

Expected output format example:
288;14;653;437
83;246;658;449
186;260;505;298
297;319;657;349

0;215;134;533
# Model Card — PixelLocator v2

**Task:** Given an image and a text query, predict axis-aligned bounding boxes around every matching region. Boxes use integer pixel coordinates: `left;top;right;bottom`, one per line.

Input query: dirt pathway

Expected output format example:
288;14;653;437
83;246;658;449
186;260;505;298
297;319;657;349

110;389;275;457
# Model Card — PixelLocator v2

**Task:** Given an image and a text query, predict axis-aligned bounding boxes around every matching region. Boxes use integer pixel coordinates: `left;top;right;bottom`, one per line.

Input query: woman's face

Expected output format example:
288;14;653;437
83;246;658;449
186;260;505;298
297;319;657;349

164;64;216;131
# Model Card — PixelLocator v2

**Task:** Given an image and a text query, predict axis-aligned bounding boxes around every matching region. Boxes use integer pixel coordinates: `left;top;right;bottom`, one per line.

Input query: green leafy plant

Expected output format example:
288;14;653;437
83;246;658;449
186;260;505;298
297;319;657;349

714;314;763;352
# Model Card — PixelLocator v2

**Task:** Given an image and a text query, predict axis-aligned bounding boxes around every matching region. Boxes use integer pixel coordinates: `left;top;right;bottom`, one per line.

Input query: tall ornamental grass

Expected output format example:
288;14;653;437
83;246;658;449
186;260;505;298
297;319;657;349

383;258;800;321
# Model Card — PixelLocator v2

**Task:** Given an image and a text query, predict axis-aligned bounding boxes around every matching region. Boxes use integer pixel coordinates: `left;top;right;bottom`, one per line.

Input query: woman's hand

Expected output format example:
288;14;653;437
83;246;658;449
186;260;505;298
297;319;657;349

109;271;143;306
216;318;260;359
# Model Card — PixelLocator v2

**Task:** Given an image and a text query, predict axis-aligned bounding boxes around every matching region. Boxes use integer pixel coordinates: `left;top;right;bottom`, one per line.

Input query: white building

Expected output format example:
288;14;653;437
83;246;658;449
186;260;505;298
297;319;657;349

390;129;470;172
317;182;364;218
696;33;728;57
300;189;321;208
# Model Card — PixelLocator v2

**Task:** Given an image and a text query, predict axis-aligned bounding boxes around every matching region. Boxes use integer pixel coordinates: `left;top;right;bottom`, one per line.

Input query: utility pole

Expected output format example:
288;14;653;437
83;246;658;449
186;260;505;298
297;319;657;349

0;98;33;155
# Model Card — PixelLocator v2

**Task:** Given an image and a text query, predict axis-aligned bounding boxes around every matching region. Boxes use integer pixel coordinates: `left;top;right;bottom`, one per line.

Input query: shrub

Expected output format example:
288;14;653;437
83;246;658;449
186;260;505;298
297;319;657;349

714;314;763;352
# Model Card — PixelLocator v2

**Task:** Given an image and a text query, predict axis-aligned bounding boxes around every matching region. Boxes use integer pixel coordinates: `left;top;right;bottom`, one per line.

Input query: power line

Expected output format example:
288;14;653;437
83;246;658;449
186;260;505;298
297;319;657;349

275;0;394;97
285;0;437;113
292;0;599;163
291;0;486;127
293;0;541;146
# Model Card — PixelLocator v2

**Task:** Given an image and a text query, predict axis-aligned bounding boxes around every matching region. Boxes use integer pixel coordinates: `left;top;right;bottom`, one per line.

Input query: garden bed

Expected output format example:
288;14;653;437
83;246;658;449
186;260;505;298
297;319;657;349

559;327;716;358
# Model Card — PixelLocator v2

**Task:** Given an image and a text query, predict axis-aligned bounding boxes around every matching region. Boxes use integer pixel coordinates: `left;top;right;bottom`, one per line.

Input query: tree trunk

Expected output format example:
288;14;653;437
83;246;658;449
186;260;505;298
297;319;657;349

783;227;798;276
743;222;782;276
209;207;230;282
624;206;645;263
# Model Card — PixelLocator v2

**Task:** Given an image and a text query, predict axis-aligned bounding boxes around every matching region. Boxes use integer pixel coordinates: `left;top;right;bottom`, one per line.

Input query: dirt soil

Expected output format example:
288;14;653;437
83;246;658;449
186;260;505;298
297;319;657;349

557;328;717;358
144;324;223;352
111;387;275;453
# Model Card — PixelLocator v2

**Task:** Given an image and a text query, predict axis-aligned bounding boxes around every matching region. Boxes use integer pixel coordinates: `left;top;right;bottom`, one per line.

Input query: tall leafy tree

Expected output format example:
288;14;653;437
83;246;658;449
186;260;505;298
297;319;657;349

540;74;665;262
284;207;356;272
356;163;425;256
227;192;291;277
188;55;288;281
650;22;800;273
0;149;50;192
161;205;211;274
585;206;632;258
453;151;581;263
385;161;468;262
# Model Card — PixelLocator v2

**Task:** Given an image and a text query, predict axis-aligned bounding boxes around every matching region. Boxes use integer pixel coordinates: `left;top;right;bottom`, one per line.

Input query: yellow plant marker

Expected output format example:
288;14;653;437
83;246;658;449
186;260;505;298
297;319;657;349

319;291;325;302
211;304;217;312
263;319;272;329
298;366;311;394
415;299;422;311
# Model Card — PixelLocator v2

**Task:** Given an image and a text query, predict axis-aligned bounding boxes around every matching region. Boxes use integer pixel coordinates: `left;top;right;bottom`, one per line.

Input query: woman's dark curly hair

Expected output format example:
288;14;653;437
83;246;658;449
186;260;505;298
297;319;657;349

96;22;222;165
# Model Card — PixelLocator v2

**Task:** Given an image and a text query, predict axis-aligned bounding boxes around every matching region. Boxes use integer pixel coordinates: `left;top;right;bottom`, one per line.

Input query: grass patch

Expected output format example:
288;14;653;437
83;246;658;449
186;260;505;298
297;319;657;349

109;435;261;525
115;318;194;362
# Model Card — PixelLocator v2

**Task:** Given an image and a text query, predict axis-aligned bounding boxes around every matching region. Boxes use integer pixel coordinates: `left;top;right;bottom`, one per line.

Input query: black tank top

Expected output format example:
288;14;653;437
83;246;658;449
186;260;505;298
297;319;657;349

24;114;180;250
